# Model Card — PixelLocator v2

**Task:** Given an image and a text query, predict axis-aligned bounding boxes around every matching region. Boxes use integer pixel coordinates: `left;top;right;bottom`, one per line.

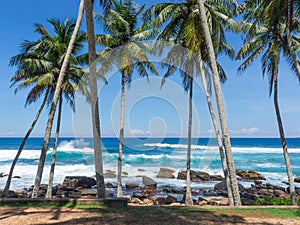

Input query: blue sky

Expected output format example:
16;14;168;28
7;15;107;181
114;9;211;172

0;0;300;138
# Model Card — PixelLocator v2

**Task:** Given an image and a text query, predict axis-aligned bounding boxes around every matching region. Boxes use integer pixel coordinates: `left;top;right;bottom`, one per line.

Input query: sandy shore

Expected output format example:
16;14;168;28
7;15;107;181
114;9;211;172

0;206;299;225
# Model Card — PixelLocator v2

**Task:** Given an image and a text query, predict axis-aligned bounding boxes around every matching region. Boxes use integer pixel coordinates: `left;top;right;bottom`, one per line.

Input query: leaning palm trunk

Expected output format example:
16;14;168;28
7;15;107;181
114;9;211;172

185;74;194;207
273;63;297;206
2;88;50;197
197;0;241;205
117;72;125;197
198;55;234;206
85;0;106;198
285;0;300;80
45;93;62;199
31;0;85;198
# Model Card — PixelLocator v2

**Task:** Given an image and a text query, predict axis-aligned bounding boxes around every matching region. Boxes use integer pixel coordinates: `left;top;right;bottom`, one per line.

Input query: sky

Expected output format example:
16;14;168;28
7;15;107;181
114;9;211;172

0;0;300;138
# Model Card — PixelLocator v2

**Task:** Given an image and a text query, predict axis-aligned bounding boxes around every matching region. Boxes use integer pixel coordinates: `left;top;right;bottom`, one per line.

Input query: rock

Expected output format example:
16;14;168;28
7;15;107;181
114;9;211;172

122;172;128;176
236;169;266;180
125;183;140;189
122;195;131;202
131;198;145;205
273;189;286;197
241;192;259;200
219;198;230;206
6;190;18;198
138;169;146;172
105;183;114;188
154;196;166;205
156;168;175;179
177;170;210;182
0;173;8;178
104;170;116;178
63;176;96;189
295;187;300;195
55;189;69;198
294;177;300;183
12;176;21;179
210;175;223;181
198;200;207;206
203;190;218;196
254;181;262;186
80;189;97;196
207;198;219;206
143;198;154;205
15;189;27;198
166;196;177;204
214;180;245;192
142;176;157;188
142;187;156;197
241;197;256;205
170;202;182;206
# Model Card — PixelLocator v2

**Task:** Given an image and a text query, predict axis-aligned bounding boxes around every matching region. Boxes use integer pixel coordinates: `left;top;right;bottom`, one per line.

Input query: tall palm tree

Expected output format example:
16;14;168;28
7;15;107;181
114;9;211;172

95;0;158;197
145;0;238;205
196;0;241;205
236;0;299;205
32;0;85;198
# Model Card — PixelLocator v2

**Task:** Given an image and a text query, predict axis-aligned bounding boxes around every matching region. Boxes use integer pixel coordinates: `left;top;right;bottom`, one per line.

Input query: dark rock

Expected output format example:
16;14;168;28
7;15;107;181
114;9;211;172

131;198;144;205
241;192;259;200
210;175;223;181
294;177;300;183
7;190;18;198
165;196;177;204
214;180;245;192
154;196;166;205
156;168;175;179
177;170;210;182
196;171;210;181
142;187;156;197
241;197;256;205
105;183;114;188
207;198;219;206
296;187;300;195
138;169;146;172
12;176;21;179
0;173;8;178
142;176;157;188
63;176;96;189
125;183;140;189
122;172;128;176
254;181;262;186
203;190;218;196
236;169;266;180
55;189;70;198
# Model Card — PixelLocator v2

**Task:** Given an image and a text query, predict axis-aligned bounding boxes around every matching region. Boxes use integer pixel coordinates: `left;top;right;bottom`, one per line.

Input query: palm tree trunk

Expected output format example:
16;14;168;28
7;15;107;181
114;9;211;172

117;71;125;197
285;0;300;81
2;88;49;198
198;54;234;206
45;92;62;199
85;0;106;198
273;62;297;206
197;0;241;206
185;74;194;207
31;0;85;198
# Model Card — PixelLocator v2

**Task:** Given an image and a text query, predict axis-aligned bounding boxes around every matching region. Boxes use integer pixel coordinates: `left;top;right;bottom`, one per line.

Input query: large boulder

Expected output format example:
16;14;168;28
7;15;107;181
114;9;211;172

177;170;210;182
62;176;96;189
214;180;245;192
154;196;166;205
166;196;177;204
104;170;116;178
142;176;157;188
125;183;140;189
236;169;266;180
156;168;175;179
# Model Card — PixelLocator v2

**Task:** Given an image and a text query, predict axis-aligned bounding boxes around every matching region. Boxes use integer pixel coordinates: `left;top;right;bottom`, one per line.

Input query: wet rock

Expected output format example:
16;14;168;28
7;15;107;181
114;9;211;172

143;198;154;205
122;172;128;176
6;190;18;198
63;176;96;189
55;189;70;198
236;169;266;180
214;180;245;192
294;177;300;183
142;176;157;188
241;197;256;205
177;170;210;182
142;187;156;197
0;172;8;178
154;196;166;205
105;183;115;188
156;168;175;179
138;169;146;172
241;192;259;200
166;196;177;204
203;190;218;196
210;175;223;181
125;183;140;189
12;176;21;179
207;198;219;206
131;197;145;205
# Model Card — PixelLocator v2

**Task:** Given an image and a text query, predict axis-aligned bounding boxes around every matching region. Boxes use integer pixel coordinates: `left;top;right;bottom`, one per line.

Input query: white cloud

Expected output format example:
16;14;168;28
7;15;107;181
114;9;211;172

229;127;261;136
128;129;150;136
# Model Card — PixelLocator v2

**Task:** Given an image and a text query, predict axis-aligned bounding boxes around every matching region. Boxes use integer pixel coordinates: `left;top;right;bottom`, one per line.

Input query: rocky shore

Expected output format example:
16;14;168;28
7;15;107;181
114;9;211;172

1;168;300;206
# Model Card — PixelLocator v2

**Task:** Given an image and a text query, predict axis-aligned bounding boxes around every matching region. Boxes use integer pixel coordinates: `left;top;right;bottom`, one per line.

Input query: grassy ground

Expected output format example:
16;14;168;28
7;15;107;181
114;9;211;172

0;203;299;224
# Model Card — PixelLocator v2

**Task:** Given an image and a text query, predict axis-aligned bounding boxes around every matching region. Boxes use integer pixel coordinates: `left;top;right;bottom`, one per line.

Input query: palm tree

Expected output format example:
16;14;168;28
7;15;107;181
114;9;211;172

196;0;241;205
236;0;299;206
32;0;85;198
95;0;158;197
145;0;238;205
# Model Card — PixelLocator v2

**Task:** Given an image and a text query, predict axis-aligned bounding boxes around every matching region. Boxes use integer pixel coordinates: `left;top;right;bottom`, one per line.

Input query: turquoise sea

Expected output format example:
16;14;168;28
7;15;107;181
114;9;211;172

0;137;299;191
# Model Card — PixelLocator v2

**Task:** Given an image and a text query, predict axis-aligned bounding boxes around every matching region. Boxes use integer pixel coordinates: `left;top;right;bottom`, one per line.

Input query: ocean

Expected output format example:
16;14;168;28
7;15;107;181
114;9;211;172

0;137;300;192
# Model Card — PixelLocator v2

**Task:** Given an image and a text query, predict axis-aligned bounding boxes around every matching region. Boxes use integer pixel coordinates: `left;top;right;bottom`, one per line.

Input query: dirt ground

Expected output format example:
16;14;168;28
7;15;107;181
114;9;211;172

0;206;299;225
